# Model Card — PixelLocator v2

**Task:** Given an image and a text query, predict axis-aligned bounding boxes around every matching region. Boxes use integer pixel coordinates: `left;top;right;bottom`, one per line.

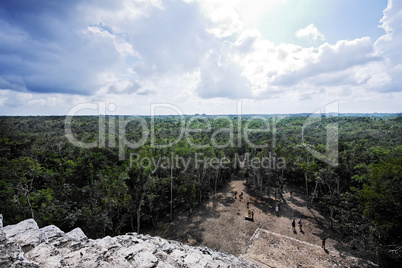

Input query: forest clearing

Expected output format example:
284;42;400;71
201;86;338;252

150;171;378;267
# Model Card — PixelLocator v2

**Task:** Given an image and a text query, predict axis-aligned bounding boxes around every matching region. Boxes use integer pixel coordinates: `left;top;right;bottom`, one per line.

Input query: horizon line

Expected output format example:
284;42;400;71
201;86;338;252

0;112;401;117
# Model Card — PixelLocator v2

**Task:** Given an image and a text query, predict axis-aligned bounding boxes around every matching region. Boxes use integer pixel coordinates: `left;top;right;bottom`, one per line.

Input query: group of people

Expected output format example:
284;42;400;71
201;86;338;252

234;191;255;221
291;218;303;232
234;188;330;251
234;187;330;252
233;191;244;201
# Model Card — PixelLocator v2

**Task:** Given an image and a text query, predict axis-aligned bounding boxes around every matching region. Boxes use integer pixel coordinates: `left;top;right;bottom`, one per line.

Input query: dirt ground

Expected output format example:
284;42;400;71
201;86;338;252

147;172;378;267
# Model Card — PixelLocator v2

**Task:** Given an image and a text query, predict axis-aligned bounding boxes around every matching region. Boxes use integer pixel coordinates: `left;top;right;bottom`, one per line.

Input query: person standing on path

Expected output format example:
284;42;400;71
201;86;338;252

322;236;327;250
298;219;303;231
292;219;296;231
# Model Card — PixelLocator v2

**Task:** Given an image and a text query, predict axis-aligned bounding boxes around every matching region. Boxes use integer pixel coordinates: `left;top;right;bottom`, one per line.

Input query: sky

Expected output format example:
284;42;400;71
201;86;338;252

0;0;400;116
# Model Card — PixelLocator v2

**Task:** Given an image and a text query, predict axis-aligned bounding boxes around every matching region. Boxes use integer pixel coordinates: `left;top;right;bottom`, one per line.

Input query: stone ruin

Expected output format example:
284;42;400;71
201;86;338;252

0;216;257;268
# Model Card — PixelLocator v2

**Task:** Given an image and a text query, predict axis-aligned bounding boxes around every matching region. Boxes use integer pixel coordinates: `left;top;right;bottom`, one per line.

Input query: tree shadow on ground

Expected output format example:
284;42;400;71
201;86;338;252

151;179;237;246
159;199;221;245
287;195;308;208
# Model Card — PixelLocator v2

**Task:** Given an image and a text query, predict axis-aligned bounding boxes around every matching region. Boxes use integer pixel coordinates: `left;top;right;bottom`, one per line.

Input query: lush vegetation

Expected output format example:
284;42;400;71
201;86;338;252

0;114;401;265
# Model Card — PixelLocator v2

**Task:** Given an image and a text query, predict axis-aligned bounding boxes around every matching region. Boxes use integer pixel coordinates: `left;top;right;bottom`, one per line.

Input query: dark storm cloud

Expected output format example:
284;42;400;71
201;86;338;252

0;0;124;95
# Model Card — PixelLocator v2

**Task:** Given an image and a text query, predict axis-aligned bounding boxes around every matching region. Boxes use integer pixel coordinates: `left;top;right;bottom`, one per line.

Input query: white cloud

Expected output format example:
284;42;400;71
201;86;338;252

194;27;318;98
196;50;251;98
272;37;381;86
193;25;388;102
195;0;243;38
374;0;402;92
296;23;326;41
79;0;164;30
196;0;286;38
206;8;243;38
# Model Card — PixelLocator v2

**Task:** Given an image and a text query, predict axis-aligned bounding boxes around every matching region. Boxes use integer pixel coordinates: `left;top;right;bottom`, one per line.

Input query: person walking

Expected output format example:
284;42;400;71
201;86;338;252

275;205;279;214
298;219;303;231
292;219;296;231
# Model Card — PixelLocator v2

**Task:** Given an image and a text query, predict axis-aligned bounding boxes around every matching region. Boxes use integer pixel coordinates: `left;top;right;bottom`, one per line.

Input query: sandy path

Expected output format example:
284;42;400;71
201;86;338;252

147;172;377;267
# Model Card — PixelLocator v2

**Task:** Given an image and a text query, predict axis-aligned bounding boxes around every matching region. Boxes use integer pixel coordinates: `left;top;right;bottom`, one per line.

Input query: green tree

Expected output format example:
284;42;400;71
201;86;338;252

355;156;402;265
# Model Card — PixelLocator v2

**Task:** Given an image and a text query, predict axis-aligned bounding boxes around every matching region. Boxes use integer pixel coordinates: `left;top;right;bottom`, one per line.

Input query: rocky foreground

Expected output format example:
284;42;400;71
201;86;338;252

0;219;257;268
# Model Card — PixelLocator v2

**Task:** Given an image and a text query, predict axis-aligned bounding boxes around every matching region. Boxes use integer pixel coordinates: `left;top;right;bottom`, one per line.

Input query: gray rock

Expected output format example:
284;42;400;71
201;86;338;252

160;242;177;254
3;219;39;240
40;225;65;242
2;218;258;268
184;252;203;266
0;239;24;267
0;228;6;242
8;229;43;250
11;259;41;268
155;261;175;268
3;219;45;251
93;236;121;250
25;243;66;268
132;250;158;268
66;227;87;242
